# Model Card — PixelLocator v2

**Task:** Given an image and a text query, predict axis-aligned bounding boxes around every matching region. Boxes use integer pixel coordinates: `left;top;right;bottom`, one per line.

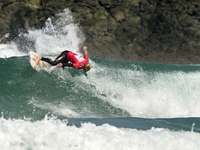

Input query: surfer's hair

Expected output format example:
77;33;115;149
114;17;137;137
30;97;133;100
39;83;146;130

83;63;92;72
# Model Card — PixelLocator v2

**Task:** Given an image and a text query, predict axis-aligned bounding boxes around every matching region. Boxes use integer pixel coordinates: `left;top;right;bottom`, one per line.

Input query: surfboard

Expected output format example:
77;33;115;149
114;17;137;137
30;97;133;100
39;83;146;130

29;52;50;71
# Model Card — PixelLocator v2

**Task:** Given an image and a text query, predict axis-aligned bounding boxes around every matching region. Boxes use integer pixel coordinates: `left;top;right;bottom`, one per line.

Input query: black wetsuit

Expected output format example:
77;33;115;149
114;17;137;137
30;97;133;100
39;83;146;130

41;50;73;68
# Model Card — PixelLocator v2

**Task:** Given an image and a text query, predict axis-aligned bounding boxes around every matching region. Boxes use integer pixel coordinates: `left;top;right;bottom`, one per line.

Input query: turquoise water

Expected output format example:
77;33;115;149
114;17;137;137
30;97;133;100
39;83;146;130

0;9;200;149
1;56;200;129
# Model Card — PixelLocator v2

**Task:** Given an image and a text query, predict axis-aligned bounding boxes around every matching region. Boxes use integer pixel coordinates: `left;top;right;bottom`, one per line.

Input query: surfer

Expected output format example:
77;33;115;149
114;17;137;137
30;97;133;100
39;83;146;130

34;46;92;72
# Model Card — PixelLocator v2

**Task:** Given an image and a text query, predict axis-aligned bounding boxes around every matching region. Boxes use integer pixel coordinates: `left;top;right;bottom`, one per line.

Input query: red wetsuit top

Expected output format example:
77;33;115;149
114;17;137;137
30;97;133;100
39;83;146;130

67;51;89;69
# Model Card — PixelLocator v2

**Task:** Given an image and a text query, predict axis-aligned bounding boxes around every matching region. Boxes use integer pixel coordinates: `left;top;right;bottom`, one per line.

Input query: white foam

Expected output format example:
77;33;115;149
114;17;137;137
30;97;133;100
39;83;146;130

25;9;83;56
0;116;199;150
0;42;26;58
87;64;200;118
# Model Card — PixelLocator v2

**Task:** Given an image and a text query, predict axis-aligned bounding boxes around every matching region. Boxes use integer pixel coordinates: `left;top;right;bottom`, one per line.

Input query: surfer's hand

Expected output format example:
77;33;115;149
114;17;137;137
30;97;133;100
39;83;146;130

57;63;63;68
83;46;87;50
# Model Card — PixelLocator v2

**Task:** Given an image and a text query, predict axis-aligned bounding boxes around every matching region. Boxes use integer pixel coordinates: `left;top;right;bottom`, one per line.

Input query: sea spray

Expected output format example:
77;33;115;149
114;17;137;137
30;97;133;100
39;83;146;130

0;9;84;58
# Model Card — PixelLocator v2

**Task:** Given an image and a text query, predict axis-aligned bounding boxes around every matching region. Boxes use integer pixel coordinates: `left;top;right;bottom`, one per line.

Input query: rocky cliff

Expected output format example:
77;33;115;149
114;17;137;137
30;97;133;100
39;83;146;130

0;0;200;64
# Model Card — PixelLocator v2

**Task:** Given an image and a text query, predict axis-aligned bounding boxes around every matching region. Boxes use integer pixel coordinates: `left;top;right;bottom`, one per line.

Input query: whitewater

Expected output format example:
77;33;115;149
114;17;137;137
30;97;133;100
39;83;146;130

0;9;200;149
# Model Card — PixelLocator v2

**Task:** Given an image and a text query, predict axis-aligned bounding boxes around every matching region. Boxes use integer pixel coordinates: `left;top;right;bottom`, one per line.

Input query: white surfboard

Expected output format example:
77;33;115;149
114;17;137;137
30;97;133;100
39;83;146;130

29;52;50;71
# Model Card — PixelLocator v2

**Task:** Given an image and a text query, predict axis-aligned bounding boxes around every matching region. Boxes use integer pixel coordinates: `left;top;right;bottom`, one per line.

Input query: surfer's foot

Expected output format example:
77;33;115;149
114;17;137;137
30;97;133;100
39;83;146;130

36;56;41;65
34;56;41;70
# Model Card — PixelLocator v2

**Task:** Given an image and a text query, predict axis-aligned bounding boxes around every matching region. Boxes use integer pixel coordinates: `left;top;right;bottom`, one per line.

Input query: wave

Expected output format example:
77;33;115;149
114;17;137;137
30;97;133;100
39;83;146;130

1;7;200;150
1;56;200;119
0;8;200;120
0;115;199;150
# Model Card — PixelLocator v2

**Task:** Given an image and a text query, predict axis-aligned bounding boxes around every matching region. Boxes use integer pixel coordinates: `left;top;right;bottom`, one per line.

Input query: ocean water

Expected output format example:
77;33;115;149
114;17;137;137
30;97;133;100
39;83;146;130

0;9;200;150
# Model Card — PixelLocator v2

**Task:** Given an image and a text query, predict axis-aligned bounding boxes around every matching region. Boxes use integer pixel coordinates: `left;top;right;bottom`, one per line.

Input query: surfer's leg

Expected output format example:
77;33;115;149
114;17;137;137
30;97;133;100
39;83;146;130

54;50;70;64
41;57;58;66
39;50;70;66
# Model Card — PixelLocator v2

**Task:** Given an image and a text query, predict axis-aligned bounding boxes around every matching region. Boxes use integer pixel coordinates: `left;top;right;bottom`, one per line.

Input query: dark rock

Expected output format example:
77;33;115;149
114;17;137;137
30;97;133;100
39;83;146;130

0;0;200;64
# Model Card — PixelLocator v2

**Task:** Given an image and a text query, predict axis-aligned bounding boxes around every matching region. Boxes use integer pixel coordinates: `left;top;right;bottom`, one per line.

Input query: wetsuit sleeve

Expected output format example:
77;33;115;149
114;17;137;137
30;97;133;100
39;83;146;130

84;54;89;63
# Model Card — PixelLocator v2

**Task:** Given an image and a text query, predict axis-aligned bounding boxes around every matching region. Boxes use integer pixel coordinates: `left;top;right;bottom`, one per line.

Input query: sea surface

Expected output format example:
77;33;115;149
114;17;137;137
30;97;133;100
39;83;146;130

0;9;200;150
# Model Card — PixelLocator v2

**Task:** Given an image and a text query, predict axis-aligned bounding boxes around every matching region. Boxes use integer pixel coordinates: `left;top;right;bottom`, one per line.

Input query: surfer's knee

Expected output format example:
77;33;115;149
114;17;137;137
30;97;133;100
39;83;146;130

50;60;58;65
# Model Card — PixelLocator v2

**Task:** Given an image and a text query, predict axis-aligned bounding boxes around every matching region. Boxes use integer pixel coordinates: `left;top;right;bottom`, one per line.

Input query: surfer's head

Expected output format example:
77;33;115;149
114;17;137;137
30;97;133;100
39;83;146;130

83;63;92;72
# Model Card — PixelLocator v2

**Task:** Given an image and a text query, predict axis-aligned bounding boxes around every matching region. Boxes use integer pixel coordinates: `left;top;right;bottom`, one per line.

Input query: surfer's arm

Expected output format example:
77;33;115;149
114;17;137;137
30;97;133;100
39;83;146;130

83;46;87;55
72;63;80;69
83;46;89;62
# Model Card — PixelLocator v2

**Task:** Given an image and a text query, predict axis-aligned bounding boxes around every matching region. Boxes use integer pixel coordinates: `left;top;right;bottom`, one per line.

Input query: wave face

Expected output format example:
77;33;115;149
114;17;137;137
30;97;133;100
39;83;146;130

1;56;200;120
0;9;200;150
